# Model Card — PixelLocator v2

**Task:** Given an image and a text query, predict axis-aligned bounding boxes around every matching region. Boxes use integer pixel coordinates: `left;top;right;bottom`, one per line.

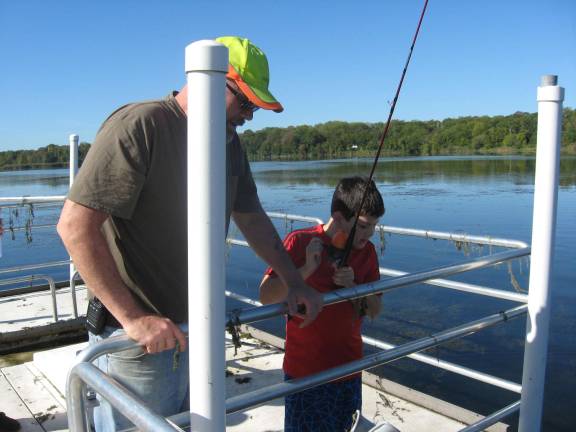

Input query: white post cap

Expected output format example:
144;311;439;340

537;74;564;102
185;40;228;73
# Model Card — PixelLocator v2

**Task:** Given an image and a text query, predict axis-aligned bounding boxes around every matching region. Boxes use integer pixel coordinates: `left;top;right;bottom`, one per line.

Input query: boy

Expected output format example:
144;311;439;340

260;176;385;432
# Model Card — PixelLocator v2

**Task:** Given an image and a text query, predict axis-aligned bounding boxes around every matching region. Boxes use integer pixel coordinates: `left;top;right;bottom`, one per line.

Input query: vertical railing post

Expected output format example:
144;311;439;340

69;133;79;318
519;75;564;432
185;40;228;431
0;207;3;259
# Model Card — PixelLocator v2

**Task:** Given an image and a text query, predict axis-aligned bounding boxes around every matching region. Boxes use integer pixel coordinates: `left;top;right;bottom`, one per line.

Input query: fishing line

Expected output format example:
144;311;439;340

338;0;429;268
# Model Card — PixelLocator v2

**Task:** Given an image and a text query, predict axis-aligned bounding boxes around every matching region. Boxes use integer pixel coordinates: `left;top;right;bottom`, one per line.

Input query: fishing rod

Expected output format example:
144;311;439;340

337;0;429;268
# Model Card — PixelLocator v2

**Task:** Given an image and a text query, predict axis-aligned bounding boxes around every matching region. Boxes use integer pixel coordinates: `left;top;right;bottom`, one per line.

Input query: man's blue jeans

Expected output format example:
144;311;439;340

89;325;189;432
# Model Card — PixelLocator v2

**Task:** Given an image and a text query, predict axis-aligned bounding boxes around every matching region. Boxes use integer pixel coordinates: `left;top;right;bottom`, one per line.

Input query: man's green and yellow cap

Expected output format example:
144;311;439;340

216;36;283;113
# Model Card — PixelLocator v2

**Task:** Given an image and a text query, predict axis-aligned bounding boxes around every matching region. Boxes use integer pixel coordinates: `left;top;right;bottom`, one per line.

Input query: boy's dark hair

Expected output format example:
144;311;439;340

331;176;385;221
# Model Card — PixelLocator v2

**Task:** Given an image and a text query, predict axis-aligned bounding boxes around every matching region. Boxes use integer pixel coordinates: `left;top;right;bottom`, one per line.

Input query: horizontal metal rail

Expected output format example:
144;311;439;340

228;247;530;327
73;334;144;364
67;362;182;432
67;295;526;430
362;336;522;394
76;305;526;430
6;223;58;232
225;290;262;307
58;211;532;429
0;195;66;204
376;225;529;249
229;236;527;303
227;293;523;394
68;289;522;396
226;304;527;414
266;212;324;226
378;267;528;303
459;400;521;432
0;280;70;298
230;229;529;304
265;213;529;249
0;259;71;275
0;198;63;210
0;274;58;321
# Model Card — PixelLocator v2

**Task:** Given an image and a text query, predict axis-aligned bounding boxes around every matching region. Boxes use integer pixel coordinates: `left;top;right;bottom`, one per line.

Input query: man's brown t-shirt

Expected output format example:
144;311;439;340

68;93;260;323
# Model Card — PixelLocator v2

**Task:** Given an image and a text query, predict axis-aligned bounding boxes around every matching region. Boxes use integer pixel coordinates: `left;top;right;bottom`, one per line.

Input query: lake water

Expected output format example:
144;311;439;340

0;156;574;431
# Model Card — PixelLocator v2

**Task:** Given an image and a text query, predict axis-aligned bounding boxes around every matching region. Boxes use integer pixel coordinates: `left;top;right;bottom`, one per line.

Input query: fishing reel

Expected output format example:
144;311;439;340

326;230;348;266
327;229;369;317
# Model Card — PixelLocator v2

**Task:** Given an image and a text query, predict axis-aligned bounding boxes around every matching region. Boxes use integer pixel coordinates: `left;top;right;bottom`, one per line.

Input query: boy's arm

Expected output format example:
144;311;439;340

233;209;322;326
259;274;288;304
363;251;383;319
333;258;382;319
259;237;323;304
363;294;382;319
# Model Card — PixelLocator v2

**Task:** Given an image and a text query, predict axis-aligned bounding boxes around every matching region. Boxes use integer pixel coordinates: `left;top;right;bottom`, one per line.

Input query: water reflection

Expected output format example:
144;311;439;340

246;155;575;432
253;156;576;188
0;168;69;196
1;158;574;431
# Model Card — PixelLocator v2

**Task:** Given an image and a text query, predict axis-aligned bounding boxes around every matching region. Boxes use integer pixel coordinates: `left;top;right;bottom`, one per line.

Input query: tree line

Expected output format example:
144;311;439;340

1;109;574;170
241;108;575;160
0;143;92;171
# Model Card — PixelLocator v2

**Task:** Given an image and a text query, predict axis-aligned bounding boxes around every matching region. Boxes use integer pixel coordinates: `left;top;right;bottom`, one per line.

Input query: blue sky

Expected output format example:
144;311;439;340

0;0;574;151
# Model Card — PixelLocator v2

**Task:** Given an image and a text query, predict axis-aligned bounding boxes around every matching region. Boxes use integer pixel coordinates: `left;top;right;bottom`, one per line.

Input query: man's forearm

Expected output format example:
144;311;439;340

233;210;303;287
69;232;145;323
260;261;317;304
57;202;146;325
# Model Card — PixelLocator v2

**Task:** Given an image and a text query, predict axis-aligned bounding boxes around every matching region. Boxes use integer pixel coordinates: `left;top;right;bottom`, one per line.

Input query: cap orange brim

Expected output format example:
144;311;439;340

227;66;284;113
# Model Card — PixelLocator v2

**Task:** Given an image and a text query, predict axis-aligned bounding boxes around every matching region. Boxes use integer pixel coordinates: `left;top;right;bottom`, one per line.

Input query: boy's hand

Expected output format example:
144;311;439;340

332;265;355;288
352;295;382;320
304;238;323;275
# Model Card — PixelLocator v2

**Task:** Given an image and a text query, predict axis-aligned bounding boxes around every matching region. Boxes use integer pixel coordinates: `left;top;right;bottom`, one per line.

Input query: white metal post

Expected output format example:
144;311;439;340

185;40;228;431
0;207;3;258
519;75;564;432
69;134;79;317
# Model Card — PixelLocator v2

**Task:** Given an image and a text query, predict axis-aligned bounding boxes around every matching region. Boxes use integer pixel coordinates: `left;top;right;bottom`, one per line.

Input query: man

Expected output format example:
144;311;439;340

57;36;323;431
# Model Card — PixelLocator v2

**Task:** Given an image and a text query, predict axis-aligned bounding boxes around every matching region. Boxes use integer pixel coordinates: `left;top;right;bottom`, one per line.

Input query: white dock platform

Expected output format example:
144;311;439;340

0;286;88;354
0;328;510;431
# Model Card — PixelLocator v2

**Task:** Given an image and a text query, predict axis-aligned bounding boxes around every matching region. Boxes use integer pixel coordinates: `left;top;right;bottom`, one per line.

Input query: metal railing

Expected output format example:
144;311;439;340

0;71;562;432
375;225;529;249
68;362;182;432
0;274;59;321
0;192;531;431
226;289;523;394
226;247;529;326
460;401;521;432
66;285;527;431
226;305;527;414
0;260;80;319
0;196;66;204
0;193;80;319
62;212;531;432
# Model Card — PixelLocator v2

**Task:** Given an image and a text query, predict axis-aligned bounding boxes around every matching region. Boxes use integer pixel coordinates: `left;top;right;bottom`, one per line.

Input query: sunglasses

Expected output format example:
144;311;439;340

226;83;260;113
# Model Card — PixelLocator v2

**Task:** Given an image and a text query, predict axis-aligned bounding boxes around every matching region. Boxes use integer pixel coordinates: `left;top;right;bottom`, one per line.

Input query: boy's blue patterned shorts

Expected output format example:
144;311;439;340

284;374;362;432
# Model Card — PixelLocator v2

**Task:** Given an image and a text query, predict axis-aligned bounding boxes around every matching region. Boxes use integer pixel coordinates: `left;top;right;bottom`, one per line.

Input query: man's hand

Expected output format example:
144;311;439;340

122;314;187;354
285;280;323;328
233;209;324;326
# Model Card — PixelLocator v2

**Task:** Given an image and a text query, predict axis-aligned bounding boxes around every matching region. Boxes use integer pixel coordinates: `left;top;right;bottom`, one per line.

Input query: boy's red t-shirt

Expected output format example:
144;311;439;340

265;224;380;379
